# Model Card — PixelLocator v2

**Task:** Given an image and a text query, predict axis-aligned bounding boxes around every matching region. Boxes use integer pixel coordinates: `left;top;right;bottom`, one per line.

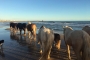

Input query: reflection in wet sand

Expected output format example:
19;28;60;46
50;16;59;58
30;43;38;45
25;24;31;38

0;27;77;60
0;46;5;57
10;32;37;46
10;32;41;60
10;32;19;40
9;32;77;60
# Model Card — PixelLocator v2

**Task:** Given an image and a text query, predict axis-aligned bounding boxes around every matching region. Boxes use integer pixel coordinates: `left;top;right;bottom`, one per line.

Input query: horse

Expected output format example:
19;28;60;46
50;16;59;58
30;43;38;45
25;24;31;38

0;40;4;49
10;22;18;33
63;26;90;60
54;33;61;50
37;26;54;60
27;23;37;40
82;25;90;35
16;23;27;35
0;40;4;45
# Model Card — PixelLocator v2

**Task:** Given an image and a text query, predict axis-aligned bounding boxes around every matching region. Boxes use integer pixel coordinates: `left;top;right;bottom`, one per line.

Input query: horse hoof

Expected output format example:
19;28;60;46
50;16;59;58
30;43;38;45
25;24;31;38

47;56;50;59
69;58;71;60
33;38;36;41
40;50;42;54
38;42;40;44
24;34;26;36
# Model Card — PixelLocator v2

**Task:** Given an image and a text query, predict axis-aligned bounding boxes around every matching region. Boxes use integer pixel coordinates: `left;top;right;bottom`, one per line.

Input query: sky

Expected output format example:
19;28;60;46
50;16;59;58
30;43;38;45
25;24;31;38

0;0;90;21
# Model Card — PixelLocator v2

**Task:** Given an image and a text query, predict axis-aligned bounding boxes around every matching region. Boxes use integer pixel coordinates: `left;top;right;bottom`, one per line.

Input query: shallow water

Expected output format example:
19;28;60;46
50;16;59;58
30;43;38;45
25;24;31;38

0;23;77;60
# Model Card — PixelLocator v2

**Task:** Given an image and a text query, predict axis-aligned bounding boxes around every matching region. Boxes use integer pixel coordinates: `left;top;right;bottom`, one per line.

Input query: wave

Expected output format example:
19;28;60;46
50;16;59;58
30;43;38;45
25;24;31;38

1;21;90;32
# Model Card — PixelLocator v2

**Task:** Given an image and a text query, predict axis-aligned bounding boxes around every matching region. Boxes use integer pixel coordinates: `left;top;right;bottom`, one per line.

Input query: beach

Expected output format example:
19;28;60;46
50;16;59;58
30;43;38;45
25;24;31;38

0;21;90;60
0;21;79;60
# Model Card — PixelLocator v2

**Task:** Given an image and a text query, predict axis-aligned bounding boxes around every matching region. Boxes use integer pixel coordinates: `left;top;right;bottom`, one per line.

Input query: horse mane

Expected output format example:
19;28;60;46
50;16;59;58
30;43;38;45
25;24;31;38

65;26;73;30
40;25;46;29
64;26;73;30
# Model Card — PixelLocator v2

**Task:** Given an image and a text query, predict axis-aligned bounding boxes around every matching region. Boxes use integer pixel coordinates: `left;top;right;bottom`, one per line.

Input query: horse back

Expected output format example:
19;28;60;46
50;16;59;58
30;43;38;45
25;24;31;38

17;23;22;29
10;22;18;28
67;30;84;46
27;24;36;31
22;23;27;28
40;28;54;43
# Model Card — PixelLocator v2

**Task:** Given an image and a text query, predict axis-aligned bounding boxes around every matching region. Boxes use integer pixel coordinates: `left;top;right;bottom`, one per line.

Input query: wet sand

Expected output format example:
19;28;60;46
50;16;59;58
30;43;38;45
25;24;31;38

0;26;77;60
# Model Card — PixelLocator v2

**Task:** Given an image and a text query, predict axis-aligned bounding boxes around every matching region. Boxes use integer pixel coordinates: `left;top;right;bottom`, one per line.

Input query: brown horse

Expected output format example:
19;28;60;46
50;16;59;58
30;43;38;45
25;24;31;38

54;33;61;50
0;40;4;49
82;26;90;35
27;23;37;40
63;26;90;60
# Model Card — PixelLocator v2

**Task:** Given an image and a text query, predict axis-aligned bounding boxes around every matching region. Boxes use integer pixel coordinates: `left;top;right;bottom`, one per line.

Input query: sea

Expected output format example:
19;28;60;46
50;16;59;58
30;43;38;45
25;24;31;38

0;21;90;34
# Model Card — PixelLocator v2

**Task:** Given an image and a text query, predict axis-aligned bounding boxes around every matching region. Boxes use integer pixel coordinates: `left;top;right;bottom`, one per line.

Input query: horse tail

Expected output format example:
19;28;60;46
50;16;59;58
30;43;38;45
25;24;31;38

82;31;90;60
45;30;54;58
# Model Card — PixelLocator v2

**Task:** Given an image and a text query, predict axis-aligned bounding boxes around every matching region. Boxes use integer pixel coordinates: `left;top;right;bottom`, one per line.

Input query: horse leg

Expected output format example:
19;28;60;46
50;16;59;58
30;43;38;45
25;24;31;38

13;28;16;35
10;27;12;32
12;28;14;33
33;32;36;40
56;40;61;50
14;27;17;34
41;42;49;59
73;49;82;60
67;45;71;60
40;45;42;54
47;46;52;59
17;28;19;33
15;27;17;33
73;45;82;60
34;29;36;40
24;29;26;36
20;29;22;35
59;40;61;50
30;32;33;39
42;42;45;54
28;31;30;38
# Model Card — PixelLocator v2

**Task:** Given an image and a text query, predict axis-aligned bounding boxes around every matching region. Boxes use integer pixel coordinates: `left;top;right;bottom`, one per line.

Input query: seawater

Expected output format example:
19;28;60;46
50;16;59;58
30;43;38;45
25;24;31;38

0;21;90;34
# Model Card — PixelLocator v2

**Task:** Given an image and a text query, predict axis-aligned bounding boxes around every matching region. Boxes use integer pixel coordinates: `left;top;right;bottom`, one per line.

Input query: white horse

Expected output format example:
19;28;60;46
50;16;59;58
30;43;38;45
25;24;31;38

38;26;54;60
63;26;90;60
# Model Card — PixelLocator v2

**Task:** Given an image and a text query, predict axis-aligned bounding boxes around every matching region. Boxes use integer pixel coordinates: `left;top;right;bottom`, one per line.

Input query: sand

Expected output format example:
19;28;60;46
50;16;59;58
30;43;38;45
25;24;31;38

0;27;77;60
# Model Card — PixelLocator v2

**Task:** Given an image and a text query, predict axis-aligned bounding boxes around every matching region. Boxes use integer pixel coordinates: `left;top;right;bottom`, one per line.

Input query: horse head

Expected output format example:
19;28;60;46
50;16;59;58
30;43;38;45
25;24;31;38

0;40;4;44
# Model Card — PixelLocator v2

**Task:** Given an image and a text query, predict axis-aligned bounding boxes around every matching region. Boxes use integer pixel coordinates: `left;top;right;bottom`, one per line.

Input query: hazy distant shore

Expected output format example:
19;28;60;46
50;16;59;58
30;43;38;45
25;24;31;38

0;20;44;22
